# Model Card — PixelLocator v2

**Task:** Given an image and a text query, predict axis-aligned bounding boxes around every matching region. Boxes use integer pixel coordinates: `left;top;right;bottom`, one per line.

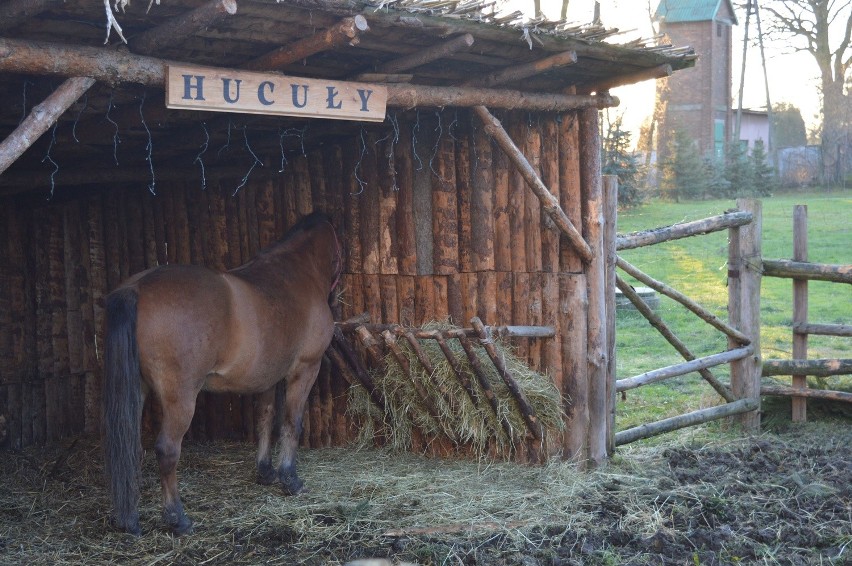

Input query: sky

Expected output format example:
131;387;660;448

504;0;825;146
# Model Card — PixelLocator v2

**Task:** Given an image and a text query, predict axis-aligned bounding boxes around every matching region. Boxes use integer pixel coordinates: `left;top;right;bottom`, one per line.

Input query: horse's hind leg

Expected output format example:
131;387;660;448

254;386;277;485
155;393;196;535
276;361;321;495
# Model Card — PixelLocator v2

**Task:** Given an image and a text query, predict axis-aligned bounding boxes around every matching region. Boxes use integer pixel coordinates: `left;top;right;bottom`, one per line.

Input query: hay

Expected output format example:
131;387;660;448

347;321;564;458
1;422;850;565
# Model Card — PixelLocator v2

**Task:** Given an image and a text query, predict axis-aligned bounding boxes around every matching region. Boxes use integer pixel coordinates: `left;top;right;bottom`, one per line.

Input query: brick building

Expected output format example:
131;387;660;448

655;0;738;163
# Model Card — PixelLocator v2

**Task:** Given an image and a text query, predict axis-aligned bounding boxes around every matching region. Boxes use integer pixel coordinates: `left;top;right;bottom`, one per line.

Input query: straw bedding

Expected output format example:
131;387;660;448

1;422;849;565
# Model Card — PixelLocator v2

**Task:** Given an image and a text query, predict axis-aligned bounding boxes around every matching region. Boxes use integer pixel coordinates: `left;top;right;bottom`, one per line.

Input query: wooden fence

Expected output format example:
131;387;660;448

609;198;763;447
759;204;852;421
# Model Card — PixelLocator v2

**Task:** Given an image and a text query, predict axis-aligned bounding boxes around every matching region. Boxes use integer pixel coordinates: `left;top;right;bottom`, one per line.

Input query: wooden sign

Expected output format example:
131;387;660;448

166;64;387;122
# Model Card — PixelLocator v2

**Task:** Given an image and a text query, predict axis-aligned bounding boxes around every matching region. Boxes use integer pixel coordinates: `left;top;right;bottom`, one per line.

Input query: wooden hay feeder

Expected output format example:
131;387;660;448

0;0;695;465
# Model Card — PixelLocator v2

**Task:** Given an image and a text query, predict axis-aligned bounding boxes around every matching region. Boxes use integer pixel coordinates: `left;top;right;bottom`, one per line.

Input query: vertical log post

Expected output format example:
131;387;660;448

791;205;809;422
729;198;762;432
602;175;618;456
579;107;607;466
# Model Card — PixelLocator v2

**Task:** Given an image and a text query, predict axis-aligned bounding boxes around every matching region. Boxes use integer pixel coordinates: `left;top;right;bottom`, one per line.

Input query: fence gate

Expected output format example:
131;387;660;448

609;198;764;448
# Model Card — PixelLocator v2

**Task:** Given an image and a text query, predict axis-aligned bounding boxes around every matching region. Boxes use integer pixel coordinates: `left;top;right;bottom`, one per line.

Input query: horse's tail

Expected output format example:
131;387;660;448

102;287;143;535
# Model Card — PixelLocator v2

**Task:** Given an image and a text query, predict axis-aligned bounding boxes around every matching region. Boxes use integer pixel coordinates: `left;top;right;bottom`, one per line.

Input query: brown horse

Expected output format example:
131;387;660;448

102;212;342;535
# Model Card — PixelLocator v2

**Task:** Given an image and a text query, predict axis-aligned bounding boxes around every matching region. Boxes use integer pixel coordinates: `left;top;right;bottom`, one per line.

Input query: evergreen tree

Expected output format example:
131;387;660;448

749;139;775;196
660;129;707;201
601;116;641;206
725;141;754;196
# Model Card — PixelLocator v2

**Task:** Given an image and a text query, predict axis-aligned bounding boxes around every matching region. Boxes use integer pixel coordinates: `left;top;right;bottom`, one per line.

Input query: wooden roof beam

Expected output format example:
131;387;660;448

583;63;672;94
129;0;238;56
0;0;57;32
474;50;577;88
0;76;95;177
356;33;475;77
243;15;369;71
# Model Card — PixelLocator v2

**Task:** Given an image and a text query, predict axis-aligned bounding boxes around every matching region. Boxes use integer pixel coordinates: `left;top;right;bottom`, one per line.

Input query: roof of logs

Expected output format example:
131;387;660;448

0;0;696;197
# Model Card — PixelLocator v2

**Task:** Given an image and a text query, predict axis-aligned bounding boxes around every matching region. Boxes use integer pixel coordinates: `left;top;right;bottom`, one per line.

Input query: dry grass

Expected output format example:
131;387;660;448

348;322;564;459
1;422;850;565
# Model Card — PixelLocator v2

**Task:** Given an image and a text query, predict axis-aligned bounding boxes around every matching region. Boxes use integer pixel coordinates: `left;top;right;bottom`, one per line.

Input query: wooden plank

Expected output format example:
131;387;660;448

377;133;399;274
528;273;543;373
477;271;497;325
793;323;852;337
397;275;416;327
603;176;617;456
447;273;464;325
433;276;449;321
63;203;84;376
455;115;473;273
415;275;435;325
85;194;106;434
540;272;561;405
380;274;399;324
363;273;382;323
507;115;527;273
792;204;808;422
761;385;852;403
342;140;363;273
292;156;314;221
412;113;434;275
495;271;513;327
166;64;387;122
460;272;478;325
492;116;511;272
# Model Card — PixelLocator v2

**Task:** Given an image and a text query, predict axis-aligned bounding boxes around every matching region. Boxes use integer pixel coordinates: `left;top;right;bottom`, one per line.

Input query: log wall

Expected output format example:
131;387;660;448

0;109;595;460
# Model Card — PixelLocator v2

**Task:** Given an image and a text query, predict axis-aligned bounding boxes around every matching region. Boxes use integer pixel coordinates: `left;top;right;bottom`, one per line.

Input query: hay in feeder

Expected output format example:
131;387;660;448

348;321;564;458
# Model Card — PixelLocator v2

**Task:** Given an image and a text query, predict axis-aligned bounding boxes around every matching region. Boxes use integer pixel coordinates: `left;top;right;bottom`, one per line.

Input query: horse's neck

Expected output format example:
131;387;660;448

232;234;331;289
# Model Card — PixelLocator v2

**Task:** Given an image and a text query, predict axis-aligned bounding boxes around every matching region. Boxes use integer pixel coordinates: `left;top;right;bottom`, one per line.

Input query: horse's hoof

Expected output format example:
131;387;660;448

171;518;194;537
163;509;194;536
280;474;304;496
256;462;277;486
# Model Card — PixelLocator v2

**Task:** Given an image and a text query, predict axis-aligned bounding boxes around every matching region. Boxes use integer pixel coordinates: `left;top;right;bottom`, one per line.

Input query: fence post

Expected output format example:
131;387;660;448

728;198;762;432
792;205;808;422
603;175;618;456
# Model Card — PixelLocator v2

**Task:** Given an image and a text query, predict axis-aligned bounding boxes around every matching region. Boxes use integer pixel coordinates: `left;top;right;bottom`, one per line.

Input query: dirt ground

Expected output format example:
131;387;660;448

1;420;850;565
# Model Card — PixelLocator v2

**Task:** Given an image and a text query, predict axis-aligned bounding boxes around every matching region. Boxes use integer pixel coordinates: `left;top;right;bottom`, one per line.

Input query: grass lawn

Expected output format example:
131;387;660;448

614;188;852;432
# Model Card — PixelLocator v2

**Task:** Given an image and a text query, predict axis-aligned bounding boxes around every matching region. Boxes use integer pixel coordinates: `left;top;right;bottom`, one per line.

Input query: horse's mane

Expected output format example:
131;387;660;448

281;211;333;242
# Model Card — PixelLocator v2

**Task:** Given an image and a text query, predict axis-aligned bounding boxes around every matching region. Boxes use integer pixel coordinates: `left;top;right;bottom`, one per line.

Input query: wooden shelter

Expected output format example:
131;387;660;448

0;0;694;464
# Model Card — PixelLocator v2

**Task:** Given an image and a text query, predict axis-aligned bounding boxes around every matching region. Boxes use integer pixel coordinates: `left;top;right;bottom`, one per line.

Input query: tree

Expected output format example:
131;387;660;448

749;139;777;194
601;115;641;206
771;102;808;148
726;140;754;195
660;129;709;201
764;0;852;184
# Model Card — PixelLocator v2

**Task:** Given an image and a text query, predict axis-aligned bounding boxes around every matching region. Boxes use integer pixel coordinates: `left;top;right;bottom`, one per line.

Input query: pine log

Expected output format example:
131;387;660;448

455;118;473;273
524;120;543;273
491;116;512;272
586;63;672;93
411;113;434;275
470;118;495;271
0;76;95;176
363;274;382;322
616;256;751;345
394;120;418;275
579;106;607;467
474;105;593;264
431;331;479;406
792;205;808;422
539;116;560;272
614;398;758;446
603;175;617;456
447;274;464;325
414;275;434;326
432;275;449;321
477;271;497;325
460;272;478;325
761;358;852;377
130;0;238;55
335;322;554;339
617;346;753;393
431;120;459;275
63;204;84;377
359;135;381;274
540;273;561;391
558;111;583;272
0;38;618;111
615;275;736;402
243;16;369;71
793;323;852;337
477;51;577;88
729;199;762;432
762;259;851;283
380;274;399;323
507;117;527;273
471;317;542;440
616;211;753;250
511;272;530;363
381;330;439;420
366;33;474;75
376;134;399;274
327;339;384;411
559;273;588;465
342;140;363;273
0;0;57;32
760;386;852;403
397;275;416;326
